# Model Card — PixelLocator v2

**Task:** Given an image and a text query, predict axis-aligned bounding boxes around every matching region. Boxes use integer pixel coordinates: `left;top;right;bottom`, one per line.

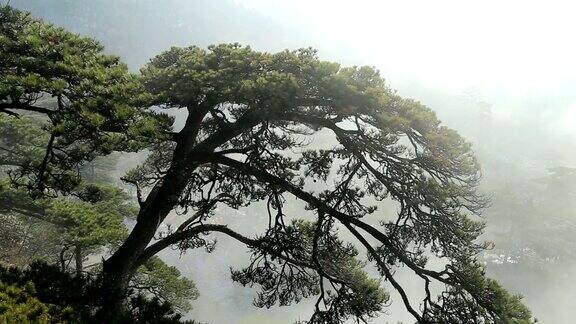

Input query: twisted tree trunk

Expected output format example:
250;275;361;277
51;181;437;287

96;107;261;320
97;107;207;320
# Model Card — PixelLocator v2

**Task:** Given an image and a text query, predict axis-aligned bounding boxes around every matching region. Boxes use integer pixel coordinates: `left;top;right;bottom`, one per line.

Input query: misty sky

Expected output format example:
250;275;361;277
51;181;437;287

8;1;576;323
235;0;576;137
239;0;576;90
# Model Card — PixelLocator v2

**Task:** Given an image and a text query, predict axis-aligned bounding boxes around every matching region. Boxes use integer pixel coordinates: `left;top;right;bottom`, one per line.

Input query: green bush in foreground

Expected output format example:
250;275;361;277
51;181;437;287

0;261;198;323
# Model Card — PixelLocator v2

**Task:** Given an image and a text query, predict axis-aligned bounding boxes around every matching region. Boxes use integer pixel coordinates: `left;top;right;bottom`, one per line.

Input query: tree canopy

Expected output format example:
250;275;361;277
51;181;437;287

0;6;198;314
0;5;170;196
0;5;534;323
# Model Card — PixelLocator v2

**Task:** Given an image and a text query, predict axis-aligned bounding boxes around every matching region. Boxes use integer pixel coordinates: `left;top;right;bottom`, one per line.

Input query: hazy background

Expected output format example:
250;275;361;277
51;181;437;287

9;1;576;322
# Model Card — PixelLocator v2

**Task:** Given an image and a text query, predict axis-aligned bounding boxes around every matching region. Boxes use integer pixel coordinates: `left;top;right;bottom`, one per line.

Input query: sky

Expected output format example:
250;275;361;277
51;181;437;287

237;0;576;92
235;0;576;138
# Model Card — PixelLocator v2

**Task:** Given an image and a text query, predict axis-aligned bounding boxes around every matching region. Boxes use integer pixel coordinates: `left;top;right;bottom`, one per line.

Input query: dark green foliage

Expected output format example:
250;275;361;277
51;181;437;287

232;219;388;324
422;258;532;323
0;113;135;268
0;261;95;322
0;115;198;314
0;5;171;196
0;261;199;323
0;173;131;269
0;13;197;309
125;295;200;324
132;256;199;312
0;282;54;323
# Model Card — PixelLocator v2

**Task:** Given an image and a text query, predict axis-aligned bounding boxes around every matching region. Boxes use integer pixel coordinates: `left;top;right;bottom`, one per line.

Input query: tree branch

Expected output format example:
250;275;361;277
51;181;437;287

136;223;314;271
190;151;456;321
342;221;424;322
